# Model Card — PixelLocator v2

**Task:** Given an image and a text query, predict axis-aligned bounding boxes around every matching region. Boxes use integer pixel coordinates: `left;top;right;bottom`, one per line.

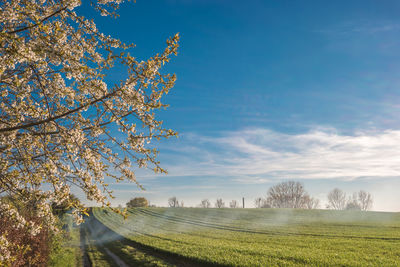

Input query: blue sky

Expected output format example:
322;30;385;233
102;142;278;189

79;0;400;211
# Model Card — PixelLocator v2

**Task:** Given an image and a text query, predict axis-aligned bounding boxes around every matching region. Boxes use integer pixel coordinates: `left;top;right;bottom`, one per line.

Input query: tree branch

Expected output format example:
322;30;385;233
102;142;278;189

0;89;118;134
6;6;68;35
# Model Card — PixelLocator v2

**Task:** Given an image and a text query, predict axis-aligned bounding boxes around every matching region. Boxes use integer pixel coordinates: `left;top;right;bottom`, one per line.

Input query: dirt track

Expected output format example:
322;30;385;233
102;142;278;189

82;212;224;267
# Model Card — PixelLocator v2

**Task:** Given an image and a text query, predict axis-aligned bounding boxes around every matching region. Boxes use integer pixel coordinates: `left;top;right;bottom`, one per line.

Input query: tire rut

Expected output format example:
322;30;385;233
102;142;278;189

89;211;228;267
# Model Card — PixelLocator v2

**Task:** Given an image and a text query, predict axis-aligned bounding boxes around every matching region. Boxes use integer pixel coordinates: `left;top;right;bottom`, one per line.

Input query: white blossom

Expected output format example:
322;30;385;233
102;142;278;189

0;0;179;263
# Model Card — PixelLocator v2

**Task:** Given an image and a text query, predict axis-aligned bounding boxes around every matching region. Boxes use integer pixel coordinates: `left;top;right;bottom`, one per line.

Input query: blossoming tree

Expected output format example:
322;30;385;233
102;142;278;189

0;0;179;263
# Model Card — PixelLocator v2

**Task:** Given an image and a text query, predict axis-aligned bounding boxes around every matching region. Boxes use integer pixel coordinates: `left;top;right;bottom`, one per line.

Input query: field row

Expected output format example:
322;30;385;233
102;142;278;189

90;208;400;266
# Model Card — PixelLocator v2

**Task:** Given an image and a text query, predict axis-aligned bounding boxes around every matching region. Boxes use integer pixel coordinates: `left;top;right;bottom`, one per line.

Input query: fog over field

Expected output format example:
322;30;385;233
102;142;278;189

84;207;400;266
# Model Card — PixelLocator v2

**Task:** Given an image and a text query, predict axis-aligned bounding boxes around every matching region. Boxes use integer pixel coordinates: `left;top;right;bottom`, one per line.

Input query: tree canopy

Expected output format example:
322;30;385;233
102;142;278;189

0;0;179;263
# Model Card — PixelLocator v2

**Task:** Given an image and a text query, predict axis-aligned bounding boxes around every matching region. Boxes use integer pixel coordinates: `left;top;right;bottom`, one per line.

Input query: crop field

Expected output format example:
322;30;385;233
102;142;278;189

88;207;400;266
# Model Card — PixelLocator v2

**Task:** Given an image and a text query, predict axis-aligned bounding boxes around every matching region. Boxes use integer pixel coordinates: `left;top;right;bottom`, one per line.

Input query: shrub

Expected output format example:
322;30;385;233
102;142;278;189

126;197;149;208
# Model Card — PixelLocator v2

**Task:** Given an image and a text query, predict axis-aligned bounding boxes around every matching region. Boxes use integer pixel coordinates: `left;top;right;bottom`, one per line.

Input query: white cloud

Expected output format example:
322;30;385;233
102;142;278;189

159;128;400;181
232;176;271;184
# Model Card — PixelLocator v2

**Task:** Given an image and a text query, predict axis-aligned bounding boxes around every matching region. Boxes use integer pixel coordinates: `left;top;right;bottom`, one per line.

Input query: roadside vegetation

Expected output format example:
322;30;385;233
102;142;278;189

49;227;81;267
48;214;82;267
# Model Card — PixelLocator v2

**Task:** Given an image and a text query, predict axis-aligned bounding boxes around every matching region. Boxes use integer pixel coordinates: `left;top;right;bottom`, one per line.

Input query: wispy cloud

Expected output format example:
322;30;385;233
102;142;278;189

157;128;400;182
315;20;400;56
316;21;400;36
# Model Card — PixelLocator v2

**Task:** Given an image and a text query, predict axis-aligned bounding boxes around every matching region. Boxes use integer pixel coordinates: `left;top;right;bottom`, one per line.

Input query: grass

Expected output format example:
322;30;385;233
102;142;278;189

91;207;400;266
49;215;82;267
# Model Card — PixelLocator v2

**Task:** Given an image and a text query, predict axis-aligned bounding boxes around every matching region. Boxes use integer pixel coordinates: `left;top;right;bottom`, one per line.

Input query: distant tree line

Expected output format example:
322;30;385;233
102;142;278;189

124;182;373;211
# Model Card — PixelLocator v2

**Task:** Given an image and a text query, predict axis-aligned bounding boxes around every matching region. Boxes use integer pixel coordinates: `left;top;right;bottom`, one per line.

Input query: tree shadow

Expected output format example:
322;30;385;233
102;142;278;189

83;212;228;267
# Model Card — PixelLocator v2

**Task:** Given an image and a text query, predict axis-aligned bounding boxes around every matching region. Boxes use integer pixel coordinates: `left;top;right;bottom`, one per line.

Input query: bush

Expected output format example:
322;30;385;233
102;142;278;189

126;197;149;208
0;200;51;266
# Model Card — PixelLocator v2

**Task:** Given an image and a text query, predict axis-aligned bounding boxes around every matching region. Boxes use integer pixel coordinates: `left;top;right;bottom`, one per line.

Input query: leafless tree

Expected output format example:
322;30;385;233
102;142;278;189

199;199;211;208
266;181;311;208
358;190;373;211
215;198;225;208
254;197;271;208
229;200;238;208
327;188;347;210
255;197;263;208
168;196;180;207
303;195;320;209
345;193;361;210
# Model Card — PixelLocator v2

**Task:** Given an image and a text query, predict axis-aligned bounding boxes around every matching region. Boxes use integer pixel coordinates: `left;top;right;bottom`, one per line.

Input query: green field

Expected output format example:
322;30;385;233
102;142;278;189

88;207;400;266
